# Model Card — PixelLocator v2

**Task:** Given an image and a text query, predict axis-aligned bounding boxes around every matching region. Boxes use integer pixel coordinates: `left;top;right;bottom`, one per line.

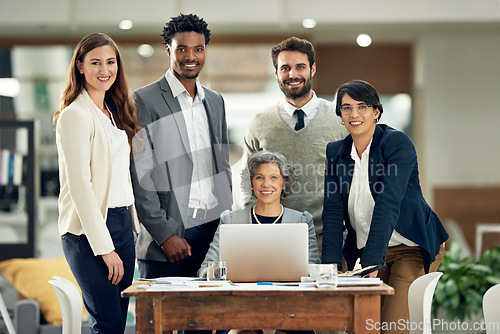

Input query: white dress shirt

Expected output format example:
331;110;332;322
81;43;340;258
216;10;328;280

99;110;135;208
56;89;140;256
165;69;218;210
348;141;418;249
279;91;320;129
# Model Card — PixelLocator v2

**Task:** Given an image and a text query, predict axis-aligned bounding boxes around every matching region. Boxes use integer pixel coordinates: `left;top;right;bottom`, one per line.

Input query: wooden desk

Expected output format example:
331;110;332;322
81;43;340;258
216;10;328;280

122;282;394;334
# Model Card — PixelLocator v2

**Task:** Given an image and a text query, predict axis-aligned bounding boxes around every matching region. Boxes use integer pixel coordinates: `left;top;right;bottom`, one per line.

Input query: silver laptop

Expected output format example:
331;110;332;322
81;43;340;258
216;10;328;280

219;223;309;282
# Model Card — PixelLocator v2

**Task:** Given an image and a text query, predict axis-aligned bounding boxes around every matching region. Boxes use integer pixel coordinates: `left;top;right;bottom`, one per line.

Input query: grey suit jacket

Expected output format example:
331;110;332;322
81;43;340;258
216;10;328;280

130;75;232;262
198;206;321;277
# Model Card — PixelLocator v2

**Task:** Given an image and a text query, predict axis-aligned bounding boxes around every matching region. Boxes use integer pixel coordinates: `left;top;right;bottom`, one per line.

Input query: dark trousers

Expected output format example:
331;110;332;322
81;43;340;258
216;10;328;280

138;218;220;334
62;207;135;334
137;218;220;278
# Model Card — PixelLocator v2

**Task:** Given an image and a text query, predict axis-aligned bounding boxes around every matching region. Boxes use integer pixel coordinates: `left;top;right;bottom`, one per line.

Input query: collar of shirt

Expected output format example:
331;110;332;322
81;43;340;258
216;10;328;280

350;139;373;167
281;90;319;118
165;68;205;101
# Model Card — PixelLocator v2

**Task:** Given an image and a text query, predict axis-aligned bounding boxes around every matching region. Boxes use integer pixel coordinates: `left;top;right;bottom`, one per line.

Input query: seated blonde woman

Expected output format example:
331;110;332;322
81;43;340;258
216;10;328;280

199;150;320;278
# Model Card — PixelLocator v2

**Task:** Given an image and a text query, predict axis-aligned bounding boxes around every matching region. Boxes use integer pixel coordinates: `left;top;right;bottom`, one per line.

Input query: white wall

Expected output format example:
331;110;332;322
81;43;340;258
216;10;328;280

11;46;68;117
414;32;500;203
3;0;500;39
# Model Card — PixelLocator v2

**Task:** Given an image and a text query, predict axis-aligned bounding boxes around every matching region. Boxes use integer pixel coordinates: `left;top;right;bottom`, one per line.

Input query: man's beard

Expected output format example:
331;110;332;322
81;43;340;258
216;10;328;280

279;77;312;100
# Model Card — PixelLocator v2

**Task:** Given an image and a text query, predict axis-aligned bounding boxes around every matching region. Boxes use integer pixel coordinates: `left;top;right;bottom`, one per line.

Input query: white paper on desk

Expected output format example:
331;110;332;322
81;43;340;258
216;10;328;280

145;284;185;291
137;277;200;290
187;281;235;288
145;277;198;284
144;280;235;291
231;283;315;290
337;277;382;286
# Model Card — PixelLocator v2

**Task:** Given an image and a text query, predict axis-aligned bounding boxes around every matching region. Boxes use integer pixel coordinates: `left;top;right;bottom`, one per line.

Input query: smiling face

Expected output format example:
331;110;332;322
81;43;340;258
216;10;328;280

76;45;117;97
166;31;206;82
251;162;285;208
340;93;380;140
275;51;316;104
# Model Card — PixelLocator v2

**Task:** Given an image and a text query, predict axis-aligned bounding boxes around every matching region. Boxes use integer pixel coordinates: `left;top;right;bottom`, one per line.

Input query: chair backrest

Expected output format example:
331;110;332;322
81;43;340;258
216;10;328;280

483;284;500;334
48;276;82;334
0;292;16;334
444;218;472;260
408;271;443;334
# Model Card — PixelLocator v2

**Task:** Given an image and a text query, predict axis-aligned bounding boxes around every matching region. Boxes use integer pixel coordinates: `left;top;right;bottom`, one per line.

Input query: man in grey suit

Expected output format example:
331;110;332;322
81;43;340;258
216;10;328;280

130;13;232;280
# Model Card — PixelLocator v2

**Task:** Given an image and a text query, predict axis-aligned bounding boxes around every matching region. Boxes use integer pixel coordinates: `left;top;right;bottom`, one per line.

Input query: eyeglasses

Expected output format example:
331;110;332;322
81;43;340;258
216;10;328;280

340;103;373;114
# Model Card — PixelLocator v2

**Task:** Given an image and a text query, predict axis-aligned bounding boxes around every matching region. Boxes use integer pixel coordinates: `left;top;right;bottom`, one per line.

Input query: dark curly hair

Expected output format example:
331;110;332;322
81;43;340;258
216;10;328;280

271;36;315;70
161;13;211;46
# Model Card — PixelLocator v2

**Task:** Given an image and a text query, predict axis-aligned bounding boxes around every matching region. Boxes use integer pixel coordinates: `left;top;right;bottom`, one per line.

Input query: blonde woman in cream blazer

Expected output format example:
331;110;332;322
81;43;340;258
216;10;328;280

53;33;140;334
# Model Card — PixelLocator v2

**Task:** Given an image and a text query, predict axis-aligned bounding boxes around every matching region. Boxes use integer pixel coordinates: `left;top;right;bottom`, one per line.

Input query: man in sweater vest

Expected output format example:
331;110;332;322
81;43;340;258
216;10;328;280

243;36;348;256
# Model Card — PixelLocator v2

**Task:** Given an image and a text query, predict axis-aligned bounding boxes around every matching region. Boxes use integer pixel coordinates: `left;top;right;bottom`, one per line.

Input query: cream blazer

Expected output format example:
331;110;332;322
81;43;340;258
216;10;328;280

56;89;140;256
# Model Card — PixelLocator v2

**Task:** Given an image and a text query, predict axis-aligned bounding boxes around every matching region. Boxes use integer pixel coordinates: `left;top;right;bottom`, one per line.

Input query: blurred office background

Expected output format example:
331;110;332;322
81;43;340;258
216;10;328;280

1;0;500;308
1;1;500;331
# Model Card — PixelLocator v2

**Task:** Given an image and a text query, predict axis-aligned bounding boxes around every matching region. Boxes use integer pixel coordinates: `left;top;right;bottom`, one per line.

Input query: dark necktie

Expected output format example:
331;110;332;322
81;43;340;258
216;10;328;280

294;109;305;131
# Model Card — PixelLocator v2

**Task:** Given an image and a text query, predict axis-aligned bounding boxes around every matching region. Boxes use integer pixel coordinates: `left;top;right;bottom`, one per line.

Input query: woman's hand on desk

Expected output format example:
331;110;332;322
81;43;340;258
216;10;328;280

161;235;192;263
102;251;124;285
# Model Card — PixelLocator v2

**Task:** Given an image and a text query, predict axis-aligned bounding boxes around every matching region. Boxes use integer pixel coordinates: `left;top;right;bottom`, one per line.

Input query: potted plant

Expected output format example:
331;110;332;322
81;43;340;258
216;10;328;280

432;242;500;332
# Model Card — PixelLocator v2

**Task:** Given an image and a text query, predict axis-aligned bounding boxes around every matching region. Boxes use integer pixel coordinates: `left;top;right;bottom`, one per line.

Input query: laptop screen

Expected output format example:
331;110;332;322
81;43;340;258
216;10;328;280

219;223;309;282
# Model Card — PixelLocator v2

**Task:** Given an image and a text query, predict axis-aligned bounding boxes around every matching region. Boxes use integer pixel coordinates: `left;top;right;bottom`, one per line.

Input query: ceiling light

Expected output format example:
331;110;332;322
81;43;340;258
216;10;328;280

357;34;372;47
137;44;154;58
0;78;20;97
119;20;134;30
302;19;317;29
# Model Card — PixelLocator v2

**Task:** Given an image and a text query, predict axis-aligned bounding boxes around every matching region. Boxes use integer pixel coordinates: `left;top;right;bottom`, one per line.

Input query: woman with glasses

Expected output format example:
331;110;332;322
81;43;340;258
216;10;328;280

322;80;448;334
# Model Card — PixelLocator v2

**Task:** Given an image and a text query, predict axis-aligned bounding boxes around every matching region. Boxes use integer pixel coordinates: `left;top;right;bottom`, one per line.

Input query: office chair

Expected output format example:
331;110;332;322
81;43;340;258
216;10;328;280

408;272;443;334
483;284;500;334
0;292;16;334
48;276;82;334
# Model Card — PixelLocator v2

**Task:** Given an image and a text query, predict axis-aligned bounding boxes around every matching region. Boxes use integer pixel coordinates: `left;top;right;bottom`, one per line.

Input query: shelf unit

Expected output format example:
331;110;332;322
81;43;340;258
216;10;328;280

0;120;36;259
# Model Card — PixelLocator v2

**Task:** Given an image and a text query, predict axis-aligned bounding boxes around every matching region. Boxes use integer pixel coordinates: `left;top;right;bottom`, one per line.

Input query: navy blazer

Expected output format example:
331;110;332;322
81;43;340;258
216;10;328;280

322;124;448;273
